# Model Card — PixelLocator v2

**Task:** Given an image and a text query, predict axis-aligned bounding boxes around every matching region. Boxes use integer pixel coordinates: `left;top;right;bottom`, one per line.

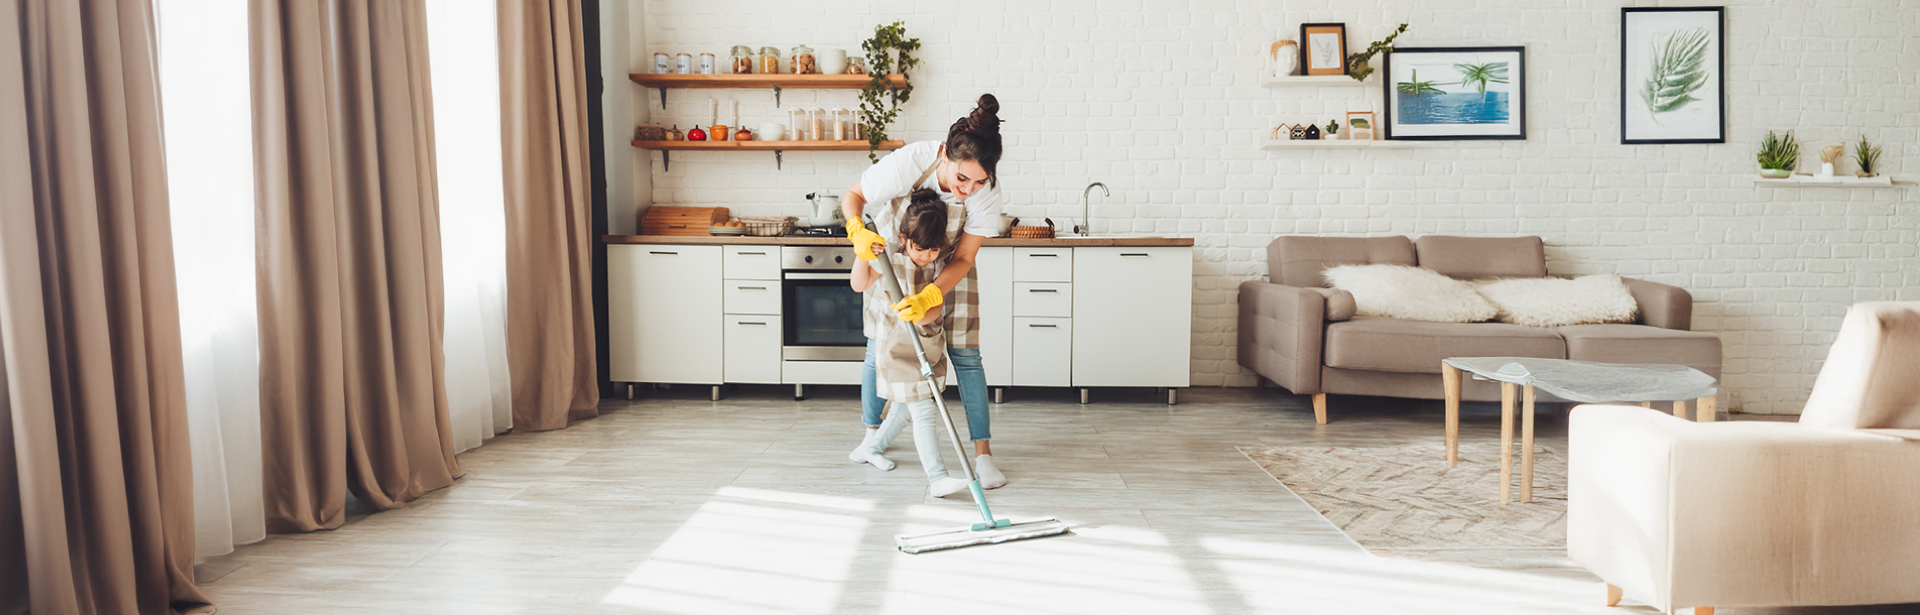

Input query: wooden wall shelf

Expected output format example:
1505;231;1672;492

632;139;904;170
629;73;907;108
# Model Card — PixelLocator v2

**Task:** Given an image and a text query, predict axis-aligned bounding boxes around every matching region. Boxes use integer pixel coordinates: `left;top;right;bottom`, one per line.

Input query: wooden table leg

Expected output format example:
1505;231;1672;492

1499;382;1515;505
1521;384;1536;503
1639;401;1651;409
1443;363;1461;465
1698;396;1716;422
1673;399;1688;419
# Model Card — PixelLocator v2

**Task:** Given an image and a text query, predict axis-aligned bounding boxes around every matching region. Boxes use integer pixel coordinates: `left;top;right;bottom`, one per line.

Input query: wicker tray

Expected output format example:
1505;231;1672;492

738;216;793;237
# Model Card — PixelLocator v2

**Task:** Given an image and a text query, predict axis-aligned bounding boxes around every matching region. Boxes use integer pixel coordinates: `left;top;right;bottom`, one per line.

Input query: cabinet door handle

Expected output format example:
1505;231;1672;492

649;251;678;255
737;321;767;326
1120;253;1150;257
1027;323;1058;328
1028;253;1060;258
1028;288;1059;293
737;286;767;290
738;251;766;255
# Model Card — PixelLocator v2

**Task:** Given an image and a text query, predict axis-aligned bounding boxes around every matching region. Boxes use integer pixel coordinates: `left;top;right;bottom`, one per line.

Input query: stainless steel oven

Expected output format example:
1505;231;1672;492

781;246;865;362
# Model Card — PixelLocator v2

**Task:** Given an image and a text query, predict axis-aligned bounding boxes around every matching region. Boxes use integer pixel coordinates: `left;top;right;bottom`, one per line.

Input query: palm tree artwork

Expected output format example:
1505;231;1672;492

1453;61;1510;95
1395;69;1445;96
1640;27;1710;119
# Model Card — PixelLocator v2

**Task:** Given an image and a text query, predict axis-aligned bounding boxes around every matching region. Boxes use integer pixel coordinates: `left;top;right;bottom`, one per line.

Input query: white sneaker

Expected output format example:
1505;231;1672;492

975;455;1008;489
929;476;971;498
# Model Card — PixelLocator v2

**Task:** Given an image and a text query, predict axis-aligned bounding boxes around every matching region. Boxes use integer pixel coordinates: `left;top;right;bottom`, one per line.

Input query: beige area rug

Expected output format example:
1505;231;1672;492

1240;443;1567;561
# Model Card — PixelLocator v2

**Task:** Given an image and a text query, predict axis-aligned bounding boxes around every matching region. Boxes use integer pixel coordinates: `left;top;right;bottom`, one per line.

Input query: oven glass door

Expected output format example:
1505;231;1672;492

783;276;866;349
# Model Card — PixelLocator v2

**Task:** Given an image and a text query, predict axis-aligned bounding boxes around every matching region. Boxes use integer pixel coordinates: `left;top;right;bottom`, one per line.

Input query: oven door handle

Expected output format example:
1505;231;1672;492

784;272;852;280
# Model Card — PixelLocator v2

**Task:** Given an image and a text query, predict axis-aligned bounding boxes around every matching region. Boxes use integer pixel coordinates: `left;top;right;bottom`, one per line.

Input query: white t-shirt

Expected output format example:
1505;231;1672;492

858;140;1003;244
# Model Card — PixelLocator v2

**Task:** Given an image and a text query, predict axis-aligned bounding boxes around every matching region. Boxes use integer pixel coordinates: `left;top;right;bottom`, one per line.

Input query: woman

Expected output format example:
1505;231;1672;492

841;94;1007;489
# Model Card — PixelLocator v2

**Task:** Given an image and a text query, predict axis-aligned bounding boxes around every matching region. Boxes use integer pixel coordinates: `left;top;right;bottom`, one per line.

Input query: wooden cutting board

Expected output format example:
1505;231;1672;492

640;206;731;236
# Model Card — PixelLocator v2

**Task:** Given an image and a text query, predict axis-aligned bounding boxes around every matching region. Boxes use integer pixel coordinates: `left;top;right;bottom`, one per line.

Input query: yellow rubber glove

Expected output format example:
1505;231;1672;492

846;217;886;261
891;284;944;323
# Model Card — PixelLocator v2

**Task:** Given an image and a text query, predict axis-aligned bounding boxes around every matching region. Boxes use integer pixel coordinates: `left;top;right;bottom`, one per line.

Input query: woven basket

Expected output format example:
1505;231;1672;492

634;125;666;141
1010;225;1054;239
738;216;793;237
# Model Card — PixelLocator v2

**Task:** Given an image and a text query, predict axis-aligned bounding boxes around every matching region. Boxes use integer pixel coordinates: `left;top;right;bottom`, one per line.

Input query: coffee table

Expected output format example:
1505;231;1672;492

1440;357;1718;504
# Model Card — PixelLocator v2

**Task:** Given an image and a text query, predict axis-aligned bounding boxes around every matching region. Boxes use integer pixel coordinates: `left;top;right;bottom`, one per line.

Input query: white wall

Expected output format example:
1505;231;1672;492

601;0;637;234
633;0;1920;414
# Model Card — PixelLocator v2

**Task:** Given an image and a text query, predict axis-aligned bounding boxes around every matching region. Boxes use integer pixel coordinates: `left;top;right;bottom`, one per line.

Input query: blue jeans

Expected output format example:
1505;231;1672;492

863;339;991;441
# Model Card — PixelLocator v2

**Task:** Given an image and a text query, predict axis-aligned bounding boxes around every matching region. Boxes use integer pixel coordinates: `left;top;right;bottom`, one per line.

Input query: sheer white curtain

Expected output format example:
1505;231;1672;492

155;0;264;559
427;0;514;450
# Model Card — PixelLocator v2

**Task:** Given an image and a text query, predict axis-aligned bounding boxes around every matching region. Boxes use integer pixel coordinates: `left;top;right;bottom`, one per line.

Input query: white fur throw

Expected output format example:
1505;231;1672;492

1322;264;1497;323
1473;274;1640;327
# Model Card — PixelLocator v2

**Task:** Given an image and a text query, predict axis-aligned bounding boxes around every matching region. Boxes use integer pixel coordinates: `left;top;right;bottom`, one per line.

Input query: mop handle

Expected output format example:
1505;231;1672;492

864;216;979;485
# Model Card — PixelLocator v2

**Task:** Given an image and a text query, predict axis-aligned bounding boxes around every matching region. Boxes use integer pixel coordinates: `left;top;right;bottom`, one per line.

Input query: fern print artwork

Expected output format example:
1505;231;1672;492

1621;8;1724;143
1640;28;1710;118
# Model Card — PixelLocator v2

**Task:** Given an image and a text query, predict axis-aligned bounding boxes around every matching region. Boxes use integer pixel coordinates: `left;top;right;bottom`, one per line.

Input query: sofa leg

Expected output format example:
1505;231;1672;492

1605;583;1622;606
1312;394;1326;424
1695;608;1713;615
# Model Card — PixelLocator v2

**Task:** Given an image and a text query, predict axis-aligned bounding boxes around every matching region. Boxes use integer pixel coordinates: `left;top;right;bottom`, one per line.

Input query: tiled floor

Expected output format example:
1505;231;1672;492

197;387;1910;614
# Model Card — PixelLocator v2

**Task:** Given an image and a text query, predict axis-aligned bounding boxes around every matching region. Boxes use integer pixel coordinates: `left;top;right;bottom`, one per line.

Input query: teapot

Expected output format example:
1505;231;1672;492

805;192;844;227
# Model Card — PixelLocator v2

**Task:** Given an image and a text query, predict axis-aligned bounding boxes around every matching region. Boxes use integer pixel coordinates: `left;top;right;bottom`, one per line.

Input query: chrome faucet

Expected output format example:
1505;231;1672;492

1077;182;1109;236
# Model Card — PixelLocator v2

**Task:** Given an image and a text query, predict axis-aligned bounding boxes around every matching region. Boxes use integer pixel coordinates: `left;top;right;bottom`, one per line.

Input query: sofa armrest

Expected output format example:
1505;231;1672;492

1622;277;1692;330
1568;406;1920;611
1238;281;1329;394
1303;287;1357;322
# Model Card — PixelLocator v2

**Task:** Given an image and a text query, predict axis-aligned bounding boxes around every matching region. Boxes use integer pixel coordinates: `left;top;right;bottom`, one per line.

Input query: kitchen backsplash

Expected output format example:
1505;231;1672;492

620;0;1920;414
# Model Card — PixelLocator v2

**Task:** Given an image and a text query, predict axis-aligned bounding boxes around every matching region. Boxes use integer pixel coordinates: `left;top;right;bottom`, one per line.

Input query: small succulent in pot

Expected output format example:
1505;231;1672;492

1756;130;1799;178
1854;135;1882;177
1325;119;1340;139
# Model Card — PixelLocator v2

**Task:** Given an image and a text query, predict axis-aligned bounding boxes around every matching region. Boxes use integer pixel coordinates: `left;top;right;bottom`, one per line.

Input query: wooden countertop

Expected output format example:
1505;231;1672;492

601;235;1194;247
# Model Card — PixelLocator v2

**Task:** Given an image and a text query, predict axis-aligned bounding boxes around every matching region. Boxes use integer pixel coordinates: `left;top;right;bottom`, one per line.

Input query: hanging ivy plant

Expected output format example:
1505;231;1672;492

860;21;920;162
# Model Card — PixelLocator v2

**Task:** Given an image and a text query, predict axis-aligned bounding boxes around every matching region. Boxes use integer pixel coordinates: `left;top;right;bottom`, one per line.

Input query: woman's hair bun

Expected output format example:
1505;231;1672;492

967;94;1001;136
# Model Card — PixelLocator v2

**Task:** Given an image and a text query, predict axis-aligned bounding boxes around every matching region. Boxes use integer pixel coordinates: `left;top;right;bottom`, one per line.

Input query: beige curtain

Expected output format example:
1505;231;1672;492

0;1;211;613
250;0;460;532
497;0;600;432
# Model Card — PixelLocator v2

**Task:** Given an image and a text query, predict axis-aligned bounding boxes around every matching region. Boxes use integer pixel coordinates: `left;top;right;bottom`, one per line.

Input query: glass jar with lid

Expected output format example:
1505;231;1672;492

790;44;816;75
729;45;754;74
758;46;780;75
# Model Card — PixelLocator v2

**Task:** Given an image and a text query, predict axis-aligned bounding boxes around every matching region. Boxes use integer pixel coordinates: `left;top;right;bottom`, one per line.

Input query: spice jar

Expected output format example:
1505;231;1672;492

758;46;780;75
829;107;849;141
787;108;806;141
697;52;716;75
653;52;670;74
790;45;816;75
806;107;825;141
674;53;692;75
730;45;754;74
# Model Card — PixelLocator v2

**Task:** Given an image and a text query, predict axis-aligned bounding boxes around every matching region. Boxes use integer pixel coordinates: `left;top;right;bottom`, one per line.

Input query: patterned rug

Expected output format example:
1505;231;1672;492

1239;443;1567;558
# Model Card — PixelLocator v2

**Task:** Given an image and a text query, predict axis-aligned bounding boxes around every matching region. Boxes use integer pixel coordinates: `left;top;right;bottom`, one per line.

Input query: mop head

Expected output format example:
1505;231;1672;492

895;517;1071;554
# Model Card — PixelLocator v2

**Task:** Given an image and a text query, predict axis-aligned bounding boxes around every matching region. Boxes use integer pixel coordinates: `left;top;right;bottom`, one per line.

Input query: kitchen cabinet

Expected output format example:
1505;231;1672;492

975;247;1013;387
609;244;723;388
1072;248;1193;393
723;316;782;384
1012;317;1073;387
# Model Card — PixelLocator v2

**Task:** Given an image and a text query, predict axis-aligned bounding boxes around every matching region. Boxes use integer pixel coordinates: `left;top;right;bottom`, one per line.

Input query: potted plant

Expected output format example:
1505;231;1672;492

1346;23;1408;82
859;21;920;162
1324;119;1341;140
1854;135;1882;178
1756;130;1798;178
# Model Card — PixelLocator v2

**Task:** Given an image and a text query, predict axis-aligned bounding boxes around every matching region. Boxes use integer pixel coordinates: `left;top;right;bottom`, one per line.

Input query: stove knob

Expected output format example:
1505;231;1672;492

834;256;843;264
804;255;814;264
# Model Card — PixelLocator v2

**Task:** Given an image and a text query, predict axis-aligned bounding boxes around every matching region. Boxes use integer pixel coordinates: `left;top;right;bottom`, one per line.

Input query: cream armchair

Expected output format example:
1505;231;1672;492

1568;302;1920;614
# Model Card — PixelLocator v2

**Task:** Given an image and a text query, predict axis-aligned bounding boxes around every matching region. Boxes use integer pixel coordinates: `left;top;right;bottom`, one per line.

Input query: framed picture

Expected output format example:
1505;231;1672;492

1621;7;1725;144
1300;23;1348;76
1381;46;1526;140
1346;111;1375;140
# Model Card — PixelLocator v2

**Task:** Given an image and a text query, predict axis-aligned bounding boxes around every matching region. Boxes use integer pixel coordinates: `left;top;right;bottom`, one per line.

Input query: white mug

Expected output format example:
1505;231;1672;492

818;49;848;76
758;123;786;141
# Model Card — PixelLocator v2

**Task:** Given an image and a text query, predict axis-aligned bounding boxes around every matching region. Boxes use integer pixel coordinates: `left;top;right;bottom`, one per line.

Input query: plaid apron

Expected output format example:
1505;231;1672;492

861;161;980;349
872;256;948;402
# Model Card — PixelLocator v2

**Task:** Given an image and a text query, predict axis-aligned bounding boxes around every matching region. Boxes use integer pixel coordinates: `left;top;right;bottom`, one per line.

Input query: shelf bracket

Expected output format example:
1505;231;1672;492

773;149;783;170
656;86;668;109
771;84;782;108
662;150;670;172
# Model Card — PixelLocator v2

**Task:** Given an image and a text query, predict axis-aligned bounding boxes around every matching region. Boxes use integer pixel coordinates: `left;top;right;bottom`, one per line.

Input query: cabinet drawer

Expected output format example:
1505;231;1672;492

723;246;781;281
723;317;782;384
723;280;781;315
1013;248;1073;282
1012;317;1071;387
1013;282;1072;317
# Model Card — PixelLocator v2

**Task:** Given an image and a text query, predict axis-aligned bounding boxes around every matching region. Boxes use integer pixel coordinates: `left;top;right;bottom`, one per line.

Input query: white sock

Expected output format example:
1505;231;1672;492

848;429;895;471
929;476;970;498
975;454;1007;490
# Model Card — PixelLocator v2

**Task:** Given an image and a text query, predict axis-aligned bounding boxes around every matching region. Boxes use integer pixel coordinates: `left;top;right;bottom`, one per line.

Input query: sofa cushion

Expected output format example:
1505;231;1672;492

1324;264;1496;323
1556;324;1722;379
1476;274;1639;327
1269;236;1415;288
1325;316;1566;374
1415;235;1546;280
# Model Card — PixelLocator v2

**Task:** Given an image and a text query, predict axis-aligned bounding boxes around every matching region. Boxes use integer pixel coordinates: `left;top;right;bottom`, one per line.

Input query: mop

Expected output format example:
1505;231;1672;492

866;216;1071;554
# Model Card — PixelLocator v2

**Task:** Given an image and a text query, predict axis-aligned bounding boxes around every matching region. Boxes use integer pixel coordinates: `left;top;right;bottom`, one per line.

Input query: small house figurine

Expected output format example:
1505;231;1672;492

1289;124;1309;140
1303;124;1321;140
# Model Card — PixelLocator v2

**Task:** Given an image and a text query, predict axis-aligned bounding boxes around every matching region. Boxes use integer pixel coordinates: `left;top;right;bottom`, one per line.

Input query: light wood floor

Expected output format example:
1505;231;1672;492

196;387;1910;614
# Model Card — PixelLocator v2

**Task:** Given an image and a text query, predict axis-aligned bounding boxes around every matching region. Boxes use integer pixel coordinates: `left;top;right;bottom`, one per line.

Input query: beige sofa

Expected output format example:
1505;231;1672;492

1569;302;1920;614
1237;235;1721;423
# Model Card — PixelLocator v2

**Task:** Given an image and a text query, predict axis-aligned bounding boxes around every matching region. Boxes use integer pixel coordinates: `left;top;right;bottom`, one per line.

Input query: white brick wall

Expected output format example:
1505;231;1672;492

629;0;1920;414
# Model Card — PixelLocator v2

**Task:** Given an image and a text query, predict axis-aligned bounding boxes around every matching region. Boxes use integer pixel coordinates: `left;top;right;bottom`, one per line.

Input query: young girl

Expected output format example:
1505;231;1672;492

847;190;970;497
